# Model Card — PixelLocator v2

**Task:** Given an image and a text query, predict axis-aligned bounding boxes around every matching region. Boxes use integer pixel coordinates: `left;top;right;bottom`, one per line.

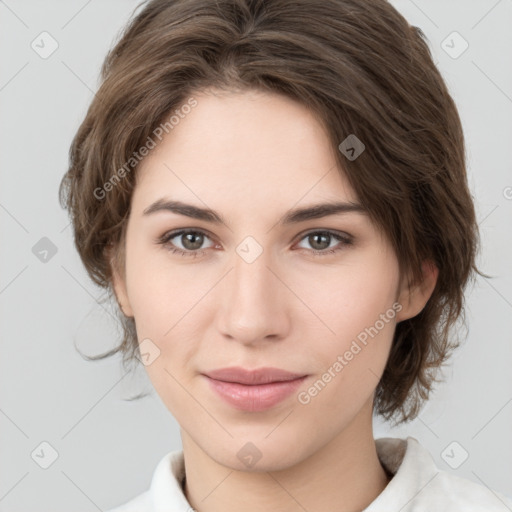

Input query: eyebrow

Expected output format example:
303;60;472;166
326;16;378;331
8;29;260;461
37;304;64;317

142;198;366;226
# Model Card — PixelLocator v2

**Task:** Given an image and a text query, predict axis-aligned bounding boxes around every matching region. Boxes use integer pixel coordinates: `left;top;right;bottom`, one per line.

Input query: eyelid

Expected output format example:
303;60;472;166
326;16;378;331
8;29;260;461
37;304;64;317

157;227;353;245
156;228;217;249
156;227;215;244
157;227;354;259
294;227;353;243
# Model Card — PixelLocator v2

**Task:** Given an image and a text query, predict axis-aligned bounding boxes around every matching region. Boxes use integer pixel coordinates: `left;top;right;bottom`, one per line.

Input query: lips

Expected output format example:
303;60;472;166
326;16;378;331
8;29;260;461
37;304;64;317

202;367;308;412
203;366;306;385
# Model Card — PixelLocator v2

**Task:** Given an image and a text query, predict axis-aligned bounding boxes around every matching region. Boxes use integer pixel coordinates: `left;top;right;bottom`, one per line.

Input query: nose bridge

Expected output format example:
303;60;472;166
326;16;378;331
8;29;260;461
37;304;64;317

232;243;273;301
217;237;289;343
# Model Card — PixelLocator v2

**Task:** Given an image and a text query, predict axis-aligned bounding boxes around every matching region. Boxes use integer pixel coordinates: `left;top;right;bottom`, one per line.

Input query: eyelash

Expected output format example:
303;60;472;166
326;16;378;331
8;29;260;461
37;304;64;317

156;229;353;259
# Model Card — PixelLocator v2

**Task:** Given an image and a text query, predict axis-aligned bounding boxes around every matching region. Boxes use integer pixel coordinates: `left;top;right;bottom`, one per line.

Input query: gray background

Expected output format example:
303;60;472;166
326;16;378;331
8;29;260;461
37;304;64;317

1;1;511;510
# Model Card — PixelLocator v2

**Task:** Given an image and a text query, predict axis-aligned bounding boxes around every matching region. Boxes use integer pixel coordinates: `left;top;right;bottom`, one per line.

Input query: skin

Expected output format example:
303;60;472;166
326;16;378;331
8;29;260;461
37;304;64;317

111;88;438;512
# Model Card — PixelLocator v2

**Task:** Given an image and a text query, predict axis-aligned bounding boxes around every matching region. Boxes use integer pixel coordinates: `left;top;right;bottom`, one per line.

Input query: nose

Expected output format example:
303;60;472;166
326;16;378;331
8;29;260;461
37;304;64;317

216;246;292;346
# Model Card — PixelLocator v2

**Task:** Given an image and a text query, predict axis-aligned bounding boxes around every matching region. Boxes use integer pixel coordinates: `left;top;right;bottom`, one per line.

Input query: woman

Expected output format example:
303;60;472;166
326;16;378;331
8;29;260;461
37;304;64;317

59;0;512;510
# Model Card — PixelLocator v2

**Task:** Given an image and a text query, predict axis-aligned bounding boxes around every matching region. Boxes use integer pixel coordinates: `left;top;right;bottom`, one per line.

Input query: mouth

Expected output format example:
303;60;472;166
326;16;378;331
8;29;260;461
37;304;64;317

202;366;307;385
202;367;308;412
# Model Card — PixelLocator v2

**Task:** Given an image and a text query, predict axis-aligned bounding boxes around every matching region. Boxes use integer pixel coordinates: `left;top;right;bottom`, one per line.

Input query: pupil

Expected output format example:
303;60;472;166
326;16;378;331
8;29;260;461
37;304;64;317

183;233;203;250
311;233;329;250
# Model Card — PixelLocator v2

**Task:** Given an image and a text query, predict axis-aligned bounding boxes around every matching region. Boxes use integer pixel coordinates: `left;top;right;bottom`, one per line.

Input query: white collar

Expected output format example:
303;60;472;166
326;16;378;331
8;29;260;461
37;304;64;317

124;436;511;512
149;437;423;511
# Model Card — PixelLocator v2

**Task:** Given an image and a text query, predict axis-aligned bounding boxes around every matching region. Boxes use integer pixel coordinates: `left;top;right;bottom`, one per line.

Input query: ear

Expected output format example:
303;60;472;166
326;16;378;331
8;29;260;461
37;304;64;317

107;243;134;318
396;260;438;322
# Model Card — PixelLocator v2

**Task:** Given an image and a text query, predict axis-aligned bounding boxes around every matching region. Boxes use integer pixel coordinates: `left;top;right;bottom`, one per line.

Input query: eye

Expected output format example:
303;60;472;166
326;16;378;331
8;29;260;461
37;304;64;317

294;230;353;256
157;229;216;258
156;228;353;258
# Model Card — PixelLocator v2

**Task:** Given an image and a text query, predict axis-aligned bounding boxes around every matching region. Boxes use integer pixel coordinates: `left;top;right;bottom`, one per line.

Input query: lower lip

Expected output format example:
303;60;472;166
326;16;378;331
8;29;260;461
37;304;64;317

204;375;307;412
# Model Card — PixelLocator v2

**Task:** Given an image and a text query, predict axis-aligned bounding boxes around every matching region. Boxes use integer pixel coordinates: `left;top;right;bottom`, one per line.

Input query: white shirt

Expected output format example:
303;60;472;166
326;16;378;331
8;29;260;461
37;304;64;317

106;436;512;511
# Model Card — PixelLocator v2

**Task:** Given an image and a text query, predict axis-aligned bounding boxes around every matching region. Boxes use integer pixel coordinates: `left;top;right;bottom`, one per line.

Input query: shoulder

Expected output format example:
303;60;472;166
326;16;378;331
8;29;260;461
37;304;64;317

103;450;186;512
422;469;512;511
370;437;512;512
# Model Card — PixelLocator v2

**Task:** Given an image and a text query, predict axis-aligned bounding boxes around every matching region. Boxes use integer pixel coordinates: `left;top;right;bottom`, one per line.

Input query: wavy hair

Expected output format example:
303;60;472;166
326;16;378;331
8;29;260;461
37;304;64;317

59;0;480;424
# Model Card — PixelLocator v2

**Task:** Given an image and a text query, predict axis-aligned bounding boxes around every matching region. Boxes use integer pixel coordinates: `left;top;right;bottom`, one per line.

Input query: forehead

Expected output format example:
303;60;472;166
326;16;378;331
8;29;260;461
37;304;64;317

132;89;358;215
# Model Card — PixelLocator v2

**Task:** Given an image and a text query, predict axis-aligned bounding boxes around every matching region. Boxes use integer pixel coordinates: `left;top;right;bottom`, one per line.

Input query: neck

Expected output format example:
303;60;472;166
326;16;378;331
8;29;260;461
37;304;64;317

181;401;391;512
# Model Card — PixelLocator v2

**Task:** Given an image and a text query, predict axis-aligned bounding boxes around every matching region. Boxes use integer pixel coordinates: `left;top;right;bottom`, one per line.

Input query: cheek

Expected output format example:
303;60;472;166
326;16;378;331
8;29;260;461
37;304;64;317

298;255;399;408
303;254;400;339
302;316;395;414
124;241;205;337
123;238;213;356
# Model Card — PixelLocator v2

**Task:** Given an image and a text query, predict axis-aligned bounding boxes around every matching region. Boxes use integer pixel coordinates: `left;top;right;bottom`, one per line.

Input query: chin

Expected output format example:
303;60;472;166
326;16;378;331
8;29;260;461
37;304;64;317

204;435;313;473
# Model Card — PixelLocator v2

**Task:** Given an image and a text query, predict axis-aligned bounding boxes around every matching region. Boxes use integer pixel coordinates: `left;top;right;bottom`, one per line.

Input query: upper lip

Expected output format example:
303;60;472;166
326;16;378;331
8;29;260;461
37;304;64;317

203;367;307;385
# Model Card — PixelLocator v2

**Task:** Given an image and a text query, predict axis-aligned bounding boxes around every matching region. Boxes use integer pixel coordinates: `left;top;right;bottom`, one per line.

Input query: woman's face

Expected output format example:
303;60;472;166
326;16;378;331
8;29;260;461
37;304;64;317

112;88;424;471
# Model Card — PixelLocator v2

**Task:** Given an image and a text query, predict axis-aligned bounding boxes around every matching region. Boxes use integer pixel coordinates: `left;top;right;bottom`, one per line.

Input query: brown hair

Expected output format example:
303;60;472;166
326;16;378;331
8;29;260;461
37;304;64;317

59;0;480;424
